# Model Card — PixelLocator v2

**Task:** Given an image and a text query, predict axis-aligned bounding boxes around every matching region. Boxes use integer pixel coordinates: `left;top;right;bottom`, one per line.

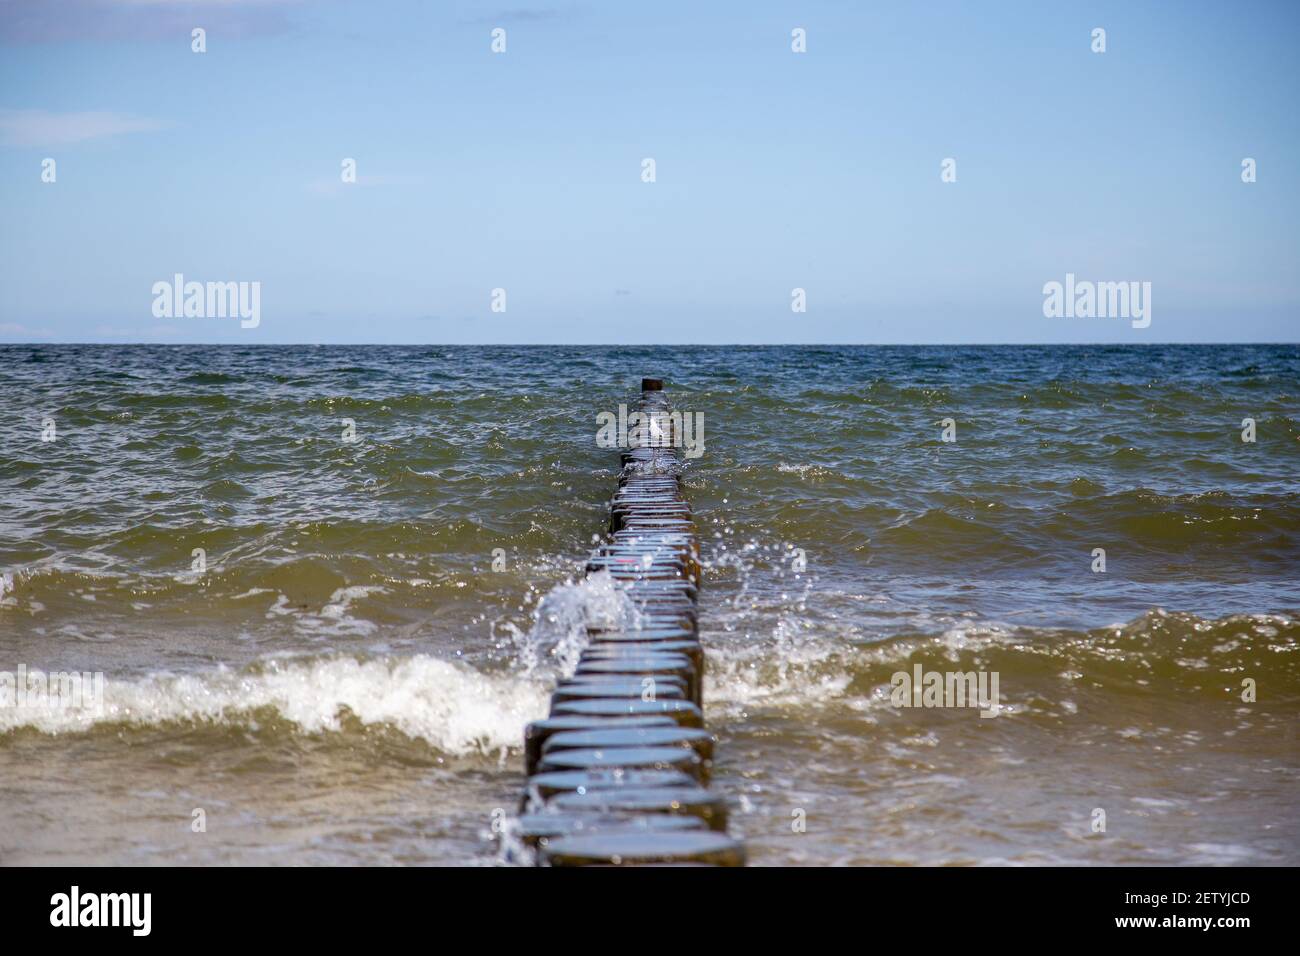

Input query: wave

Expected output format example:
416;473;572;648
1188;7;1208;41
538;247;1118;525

0;571;638;752
0;654;550;754
708;485;1300;569
703;610;1300;719
0;547;598;623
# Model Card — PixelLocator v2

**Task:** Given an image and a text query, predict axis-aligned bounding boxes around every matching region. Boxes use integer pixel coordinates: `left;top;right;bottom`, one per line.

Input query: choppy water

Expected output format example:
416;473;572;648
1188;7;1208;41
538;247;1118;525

1;344;1297;865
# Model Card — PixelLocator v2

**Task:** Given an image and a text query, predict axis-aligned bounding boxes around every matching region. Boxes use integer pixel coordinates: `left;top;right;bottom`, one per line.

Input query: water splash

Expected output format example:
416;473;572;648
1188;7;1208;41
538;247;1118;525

0;654;550;755
505;569;641;678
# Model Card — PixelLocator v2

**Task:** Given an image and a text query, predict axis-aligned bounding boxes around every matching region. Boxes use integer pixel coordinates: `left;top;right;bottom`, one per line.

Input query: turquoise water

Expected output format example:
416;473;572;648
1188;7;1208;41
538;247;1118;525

1;344;1297;864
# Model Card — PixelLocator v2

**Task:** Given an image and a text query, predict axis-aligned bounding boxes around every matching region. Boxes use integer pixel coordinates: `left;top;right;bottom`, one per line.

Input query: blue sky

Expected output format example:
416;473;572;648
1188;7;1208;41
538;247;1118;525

1;0;1296;344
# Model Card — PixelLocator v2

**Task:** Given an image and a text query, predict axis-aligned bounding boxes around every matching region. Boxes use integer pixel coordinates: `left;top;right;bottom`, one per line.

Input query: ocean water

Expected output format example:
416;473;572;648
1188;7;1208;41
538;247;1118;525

0;343;1297;866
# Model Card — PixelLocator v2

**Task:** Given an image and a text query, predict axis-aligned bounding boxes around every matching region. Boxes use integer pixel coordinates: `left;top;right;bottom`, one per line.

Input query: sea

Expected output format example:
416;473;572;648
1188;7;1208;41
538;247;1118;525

1;343;1296;865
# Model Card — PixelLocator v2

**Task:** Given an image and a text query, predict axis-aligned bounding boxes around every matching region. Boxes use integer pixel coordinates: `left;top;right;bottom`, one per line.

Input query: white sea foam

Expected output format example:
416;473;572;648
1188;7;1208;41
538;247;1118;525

703;637;855;717
260;585;387;637
0;573;645;752
0;654;550;755
776;461;837;479
508;569;639;677
319;585;385;623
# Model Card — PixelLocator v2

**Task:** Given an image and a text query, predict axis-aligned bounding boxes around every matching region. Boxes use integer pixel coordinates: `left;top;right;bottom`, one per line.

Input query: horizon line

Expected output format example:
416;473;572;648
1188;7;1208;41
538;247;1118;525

1;341;1296;348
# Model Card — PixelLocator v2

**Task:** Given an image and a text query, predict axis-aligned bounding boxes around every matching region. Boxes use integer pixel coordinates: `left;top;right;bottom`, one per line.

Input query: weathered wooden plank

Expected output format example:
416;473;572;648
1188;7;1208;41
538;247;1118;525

507;378;742;867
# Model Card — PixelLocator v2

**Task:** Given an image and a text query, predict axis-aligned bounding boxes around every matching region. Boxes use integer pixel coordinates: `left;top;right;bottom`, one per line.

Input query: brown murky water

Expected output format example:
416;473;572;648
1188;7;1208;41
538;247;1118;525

2;345;1297;864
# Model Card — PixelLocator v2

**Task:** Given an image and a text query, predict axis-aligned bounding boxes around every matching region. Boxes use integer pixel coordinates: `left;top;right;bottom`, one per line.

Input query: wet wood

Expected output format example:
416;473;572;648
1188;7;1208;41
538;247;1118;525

510;378;742;866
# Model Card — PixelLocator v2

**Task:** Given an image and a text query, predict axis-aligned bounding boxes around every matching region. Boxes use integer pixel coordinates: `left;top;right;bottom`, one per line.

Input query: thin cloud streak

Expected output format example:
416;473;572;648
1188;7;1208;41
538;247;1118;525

0;109;165;146
0;0;300;44
458;6;578;26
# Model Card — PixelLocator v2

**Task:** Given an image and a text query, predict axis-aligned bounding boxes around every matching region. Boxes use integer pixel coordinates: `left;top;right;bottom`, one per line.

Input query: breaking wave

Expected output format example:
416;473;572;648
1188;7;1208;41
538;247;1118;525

0;571;639;755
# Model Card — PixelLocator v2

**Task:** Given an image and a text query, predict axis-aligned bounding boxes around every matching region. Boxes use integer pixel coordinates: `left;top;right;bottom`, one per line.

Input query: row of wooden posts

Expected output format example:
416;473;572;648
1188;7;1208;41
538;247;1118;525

507;378;744;866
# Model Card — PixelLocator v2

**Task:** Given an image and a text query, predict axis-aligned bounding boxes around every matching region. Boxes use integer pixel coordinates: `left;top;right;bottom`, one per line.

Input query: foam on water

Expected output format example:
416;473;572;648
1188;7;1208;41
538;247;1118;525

0;570;642;757
0;653;550;754
701;608;1300;721
3;344;1298;864
505;569;640;677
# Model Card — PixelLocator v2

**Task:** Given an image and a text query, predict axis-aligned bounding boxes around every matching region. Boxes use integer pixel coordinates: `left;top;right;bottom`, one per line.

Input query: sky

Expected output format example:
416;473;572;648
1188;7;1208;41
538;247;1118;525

0;0;1297;344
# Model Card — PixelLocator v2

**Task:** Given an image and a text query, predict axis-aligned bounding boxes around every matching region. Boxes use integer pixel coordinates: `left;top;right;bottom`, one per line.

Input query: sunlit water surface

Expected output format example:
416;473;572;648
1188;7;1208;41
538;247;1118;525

1;344;1297;865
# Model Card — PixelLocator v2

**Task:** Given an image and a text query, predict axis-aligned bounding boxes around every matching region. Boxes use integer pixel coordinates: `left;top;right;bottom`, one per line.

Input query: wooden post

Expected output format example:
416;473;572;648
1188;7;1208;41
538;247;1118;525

508;378;743;866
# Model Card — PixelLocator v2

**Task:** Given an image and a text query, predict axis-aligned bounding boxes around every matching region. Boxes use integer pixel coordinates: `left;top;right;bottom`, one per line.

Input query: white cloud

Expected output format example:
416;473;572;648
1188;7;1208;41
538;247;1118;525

0;0;301;44
0;109;165;147
0;322;56;339
93;324;181;338
305;173;423;197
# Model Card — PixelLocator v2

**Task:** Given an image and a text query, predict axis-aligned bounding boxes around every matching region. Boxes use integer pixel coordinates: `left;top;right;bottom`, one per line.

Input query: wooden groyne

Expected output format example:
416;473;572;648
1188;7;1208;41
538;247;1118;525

510;378;743;866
